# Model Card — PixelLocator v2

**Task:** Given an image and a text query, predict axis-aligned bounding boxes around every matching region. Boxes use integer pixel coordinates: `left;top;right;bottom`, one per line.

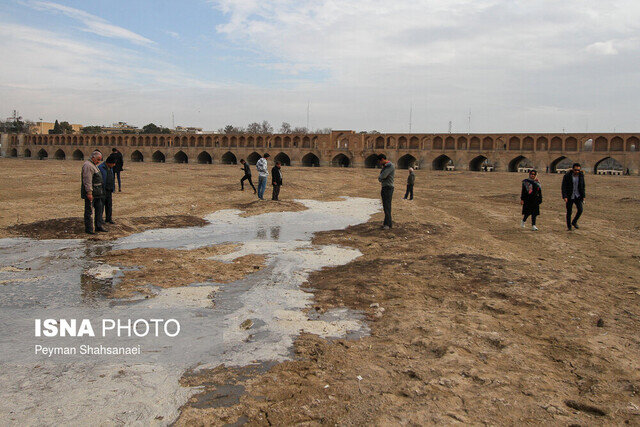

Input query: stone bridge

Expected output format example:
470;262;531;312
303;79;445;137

2;130;638;174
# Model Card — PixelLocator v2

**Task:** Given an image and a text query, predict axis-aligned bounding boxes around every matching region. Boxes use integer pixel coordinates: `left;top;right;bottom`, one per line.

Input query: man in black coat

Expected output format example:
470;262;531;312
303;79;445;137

239;159;257;193
98;155;117;224
561;162;586;231
271;161;283;201
112;148;124;192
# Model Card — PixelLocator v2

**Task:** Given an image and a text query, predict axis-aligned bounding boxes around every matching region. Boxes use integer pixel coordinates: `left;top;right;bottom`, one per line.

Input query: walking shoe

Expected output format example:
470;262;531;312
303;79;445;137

520;220;525;228
382;225;390;230
532;225;539;231
96;228;108;232
106;220;115;224
571;222;579;229
85;230;95;235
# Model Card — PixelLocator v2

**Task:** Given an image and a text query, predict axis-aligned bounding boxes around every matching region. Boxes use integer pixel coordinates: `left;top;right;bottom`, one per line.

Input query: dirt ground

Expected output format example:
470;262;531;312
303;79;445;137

2;158;640;424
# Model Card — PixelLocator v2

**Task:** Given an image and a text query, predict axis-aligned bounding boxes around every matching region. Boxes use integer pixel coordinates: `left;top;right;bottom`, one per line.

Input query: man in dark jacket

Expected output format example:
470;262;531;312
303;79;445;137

112;148;124;192
271;161;283;201
403;167;415;200
239;159;257;193
561;163;586;231
81;150;106;234
378;154;395;229
98;155;117;224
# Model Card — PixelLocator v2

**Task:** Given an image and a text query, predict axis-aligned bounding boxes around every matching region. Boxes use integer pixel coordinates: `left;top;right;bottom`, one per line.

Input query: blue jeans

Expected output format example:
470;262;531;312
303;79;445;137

258;176;267;199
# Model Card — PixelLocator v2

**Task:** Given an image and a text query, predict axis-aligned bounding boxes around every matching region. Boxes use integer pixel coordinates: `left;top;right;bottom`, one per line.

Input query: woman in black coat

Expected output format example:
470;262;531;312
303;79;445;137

520;170;542;231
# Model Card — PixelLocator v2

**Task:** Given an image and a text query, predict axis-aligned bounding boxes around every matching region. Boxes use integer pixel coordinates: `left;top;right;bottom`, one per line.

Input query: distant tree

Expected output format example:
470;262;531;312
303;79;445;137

260;121;273;134
314;127;332;134
50;120;62;134
59;121;73;134
280;122;292;134
292;126;309;133
141;123;161;134
81;126;103;134
141;123;170;134
246;122;262;133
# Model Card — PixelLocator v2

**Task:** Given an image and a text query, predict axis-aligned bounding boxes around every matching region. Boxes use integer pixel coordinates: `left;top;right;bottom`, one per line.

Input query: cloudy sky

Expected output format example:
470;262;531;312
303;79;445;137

1;0;639;132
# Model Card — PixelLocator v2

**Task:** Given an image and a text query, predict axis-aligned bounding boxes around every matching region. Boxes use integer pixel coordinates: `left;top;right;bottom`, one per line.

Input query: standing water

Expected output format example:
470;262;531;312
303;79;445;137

0;197;380;425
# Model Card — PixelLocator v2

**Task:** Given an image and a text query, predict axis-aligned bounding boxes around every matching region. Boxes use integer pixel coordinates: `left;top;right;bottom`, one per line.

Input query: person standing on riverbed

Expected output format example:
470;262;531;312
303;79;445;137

239;159;257;193
98;155;117;225
378;154;395;229
256;153;270;200
520;170;542;231
271;161;283;201
562;162;586;231
111;148;123;192
81;150;107;234
403;167;415;200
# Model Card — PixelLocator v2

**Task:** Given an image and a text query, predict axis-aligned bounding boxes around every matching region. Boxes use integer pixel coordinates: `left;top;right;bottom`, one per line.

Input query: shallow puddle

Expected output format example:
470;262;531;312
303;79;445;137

0;197;379;425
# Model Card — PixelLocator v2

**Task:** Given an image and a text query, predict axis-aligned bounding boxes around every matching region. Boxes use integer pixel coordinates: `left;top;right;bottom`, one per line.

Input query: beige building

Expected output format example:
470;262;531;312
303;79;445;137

30;122;83;134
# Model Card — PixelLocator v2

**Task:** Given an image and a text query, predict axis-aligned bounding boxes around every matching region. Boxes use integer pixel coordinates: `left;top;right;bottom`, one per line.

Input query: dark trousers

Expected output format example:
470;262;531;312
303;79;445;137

84;197;105;232
381;186;394;228
241;174;256;191
272;184;281;200
104;192;113;222
523;213;537;226
404;184;414;200
566;198;583;229
115;171;121;191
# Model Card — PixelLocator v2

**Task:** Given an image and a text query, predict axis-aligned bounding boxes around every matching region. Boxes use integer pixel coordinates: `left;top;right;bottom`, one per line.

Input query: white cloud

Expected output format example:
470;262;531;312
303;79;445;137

27;0;154;45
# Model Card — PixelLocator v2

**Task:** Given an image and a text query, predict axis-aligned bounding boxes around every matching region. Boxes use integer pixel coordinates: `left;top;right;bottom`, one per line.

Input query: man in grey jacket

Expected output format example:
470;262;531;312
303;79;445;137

256;153;270;200
81;150;106;234
377;154;395;229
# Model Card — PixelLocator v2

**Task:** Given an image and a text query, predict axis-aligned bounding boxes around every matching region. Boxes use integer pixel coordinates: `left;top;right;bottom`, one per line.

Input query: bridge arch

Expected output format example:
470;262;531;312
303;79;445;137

457;136;467;150
536;136;548;151
610;136;624;151
24;148;31;158
398;136;407;149
221;151;237;164
375;136;384;149
508;155;532;172
550;156;572;173
9;148;18;157
72;149;84;161
274;152;291;166
565;137;578;151
509;136;520;150
432;154;452;170
37;149;48;160
197;151;212;164
247;152;261;165
469;155;490;171
365;153;380;168
397;154;417;169
595;136;608;151
594;157;623;174
301;153;320;167
433;136;443;150
131;150;144;162
54;149;66;160
332;153;350;167
174;151;188;164
152;151;166;163
482;136;493;150
522;136;534;151
444;136;455;150
409;136;419;149
626;136;638;151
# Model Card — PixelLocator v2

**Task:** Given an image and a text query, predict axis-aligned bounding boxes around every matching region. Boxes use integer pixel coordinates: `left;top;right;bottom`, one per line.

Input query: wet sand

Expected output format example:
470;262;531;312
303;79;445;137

1;158;640;424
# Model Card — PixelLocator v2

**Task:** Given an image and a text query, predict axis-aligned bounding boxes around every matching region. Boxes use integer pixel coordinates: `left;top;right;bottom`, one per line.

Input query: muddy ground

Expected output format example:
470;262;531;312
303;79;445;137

1;158;639;424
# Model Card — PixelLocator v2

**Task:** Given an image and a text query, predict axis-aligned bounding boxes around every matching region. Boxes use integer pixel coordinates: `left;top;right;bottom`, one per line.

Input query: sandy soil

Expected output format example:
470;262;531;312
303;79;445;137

2;158;640;424
97;245;265;298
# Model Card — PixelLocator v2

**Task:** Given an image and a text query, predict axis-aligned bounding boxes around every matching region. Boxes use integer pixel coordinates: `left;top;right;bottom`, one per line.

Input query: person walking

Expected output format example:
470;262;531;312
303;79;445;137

562;162;586;231
256;153;270;200
81;150;107;234
112;148;124;192
98;155;117;224
239;159;257;193
520;170;542;231
271;161;283;200
377;154;395;229
403;167;415;200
